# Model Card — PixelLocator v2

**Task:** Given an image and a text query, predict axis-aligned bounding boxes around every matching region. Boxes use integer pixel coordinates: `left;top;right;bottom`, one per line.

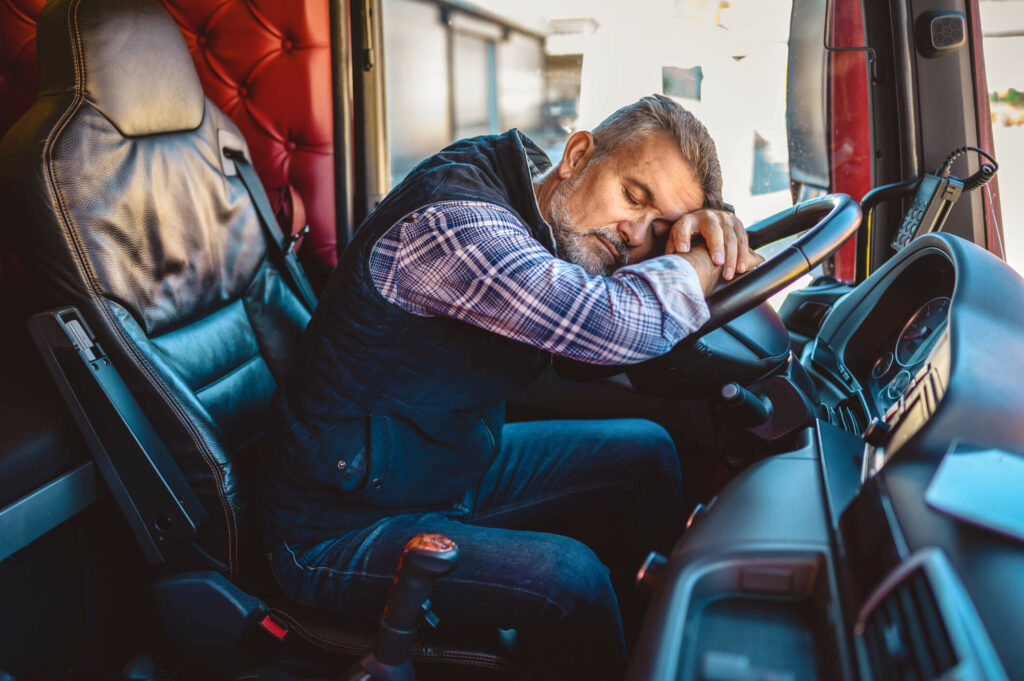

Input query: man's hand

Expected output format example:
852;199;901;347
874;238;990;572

675;244;725;295
665;209;764;281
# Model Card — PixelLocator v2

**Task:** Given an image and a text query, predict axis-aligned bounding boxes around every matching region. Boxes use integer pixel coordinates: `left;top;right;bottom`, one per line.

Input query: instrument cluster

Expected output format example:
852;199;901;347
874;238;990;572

865;296;951;415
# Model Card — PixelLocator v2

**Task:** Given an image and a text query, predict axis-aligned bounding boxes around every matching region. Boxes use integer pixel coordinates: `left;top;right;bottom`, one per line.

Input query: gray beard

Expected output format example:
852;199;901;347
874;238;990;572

547;171;628;276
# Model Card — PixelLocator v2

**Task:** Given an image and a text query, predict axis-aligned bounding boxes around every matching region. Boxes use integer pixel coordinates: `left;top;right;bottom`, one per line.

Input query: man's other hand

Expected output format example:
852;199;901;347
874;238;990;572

674;244;725;296
665;209;764;281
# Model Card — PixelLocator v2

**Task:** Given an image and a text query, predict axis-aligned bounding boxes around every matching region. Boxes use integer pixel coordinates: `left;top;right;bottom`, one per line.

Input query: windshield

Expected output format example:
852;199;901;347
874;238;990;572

980;0;1024;274
382;0;798;223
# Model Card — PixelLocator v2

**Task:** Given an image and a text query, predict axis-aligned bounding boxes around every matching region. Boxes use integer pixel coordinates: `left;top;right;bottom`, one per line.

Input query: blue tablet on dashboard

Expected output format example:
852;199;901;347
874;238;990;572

925;445;1024;544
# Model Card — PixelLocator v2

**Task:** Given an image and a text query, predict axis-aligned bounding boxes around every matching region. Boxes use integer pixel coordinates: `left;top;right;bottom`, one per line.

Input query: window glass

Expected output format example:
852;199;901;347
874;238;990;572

980;0;1024;274
383;0;796;215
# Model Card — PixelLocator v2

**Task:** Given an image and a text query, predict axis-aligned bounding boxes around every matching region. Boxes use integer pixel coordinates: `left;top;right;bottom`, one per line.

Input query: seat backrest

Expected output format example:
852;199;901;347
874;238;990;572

0;0;339;278
0;0;312;577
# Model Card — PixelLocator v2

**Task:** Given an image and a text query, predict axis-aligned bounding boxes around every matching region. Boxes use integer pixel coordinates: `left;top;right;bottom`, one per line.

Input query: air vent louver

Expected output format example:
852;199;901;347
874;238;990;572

861;568;957;681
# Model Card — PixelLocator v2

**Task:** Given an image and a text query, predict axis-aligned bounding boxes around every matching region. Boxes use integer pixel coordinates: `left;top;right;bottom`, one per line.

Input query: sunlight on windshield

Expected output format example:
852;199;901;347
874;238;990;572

383;0;801;304
980;0;1024;275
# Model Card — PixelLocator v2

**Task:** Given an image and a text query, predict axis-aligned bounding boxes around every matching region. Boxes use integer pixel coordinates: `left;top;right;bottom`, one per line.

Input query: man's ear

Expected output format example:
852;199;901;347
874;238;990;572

557;131;595;179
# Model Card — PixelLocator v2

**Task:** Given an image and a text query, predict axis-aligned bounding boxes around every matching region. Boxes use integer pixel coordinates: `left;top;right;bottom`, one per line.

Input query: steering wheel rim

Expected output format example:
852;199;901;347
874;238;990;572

696;193;862;336
551;194;861;386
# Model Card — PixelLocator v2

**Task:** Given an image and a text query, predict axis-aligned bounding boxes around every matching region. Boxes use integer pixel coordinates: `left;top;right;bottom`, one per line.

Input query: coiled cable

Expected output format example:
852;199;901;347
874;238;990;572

936;145;999;192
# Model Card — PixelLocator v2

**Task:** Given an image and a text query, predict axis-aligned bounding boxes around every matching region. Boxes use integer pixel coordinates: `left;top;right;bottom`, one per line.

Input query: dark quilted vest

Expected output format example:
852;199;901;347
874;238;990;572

260;130;556;545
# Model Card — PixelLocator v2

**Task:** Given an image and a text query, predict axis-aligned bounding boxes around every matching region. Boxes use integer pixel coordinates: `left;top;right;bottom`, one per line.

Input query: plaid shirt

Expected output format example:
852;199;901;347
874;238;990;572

368;201;709;365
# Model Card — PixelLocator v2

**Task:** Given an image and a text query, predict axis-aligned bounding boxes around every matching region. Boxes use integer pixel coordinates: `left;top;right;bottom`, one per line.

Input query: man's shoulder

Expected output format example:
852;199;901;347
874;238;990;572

408;200;528;233
383;200;541;261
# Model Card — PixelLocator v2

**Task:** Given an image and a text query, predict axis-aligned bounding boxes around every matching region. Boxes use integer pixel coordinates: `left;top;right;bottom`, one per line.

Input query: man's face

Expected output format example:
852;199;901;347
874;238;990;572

547;130;705;275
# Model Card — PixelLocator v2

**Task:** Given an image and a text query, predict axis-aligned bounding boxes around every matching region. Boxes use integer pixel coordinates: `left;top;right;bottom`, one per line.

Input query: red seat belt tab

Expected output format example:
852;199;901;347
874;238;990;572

260;613;289;641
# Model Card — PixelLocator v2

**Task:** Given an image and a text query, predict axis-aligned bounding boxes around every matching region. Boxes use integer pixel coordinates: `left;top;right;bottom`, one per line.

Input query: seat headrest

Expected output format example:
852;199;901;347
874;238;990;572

36;0;204;137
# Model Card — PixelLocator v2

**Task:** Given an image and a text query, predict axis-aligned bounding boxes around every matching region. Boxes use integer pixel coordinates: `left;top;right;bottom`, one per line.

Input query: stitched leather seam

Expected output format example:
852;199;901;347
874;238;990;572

270;607;509;669
269;608;366;654
194;352;262;395
268;608;510;669
43;0;238;576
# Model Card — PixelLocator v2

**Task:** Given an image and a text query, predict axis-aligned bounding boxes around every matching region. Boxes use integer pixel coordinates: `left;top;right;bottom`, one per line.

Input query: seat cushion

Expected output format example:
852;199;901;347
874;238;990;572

268;600;522;679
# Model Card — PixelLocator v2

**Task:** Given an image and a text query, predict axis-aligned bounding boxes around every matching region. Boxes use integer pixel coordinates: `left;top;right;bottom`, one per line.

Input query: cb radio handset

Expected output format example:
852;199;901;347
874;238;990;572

891;146;997;252
890;173;963;250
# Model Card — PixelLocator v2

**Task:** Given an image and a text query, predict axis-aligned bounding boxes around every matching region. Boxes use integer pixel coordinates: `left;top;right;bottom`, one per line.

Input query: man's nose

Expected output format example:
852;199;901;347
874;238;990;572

616;220;648;247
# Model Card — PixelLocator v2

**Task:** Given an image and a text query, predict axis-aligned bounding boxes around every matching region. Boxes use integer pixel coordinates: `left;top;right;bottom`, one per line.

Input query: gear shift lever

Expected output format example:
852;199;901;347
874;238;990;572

347;533;459;681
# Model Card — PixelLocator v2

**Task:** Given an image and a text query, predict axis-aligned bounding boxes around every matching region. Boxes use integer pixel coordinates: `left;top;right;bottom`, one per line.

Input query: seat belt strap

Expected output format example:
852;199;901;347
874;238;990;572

223;148;318;313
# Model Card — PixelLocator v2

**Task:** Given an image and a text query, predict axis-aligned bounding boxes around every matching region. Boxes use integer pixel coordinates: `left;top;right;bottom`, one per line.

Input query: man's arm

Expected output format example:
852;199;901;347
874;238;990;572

370;201;711;365
664;209;765;284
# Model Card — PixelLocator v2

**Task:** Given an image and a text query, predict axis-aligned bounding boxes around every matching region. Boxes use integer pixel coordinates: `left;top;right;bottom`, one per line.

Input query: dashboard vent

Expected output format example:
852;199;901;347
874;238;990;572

830;395;868;435
860;567;957;681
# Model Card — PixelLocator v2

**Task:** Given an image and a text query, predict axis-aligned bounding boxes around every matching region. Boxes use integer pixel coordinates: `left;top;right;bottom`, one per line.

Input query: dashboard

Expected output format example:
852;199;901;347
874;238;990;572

864;295;949;412
628;233;1024;681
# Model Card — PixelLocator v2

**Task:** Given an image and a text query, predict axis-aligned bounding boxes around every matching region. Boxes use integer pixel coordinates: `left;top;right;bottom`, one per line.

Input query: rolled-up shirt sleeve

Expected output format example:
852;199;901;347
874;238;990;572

369;201;710;365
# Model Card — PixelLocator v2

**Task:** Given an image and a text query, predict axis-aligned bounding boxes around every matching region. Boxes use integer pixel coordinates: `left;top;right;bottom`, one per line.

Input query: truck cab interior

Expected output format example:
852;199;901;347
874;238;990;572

0;1;1021;681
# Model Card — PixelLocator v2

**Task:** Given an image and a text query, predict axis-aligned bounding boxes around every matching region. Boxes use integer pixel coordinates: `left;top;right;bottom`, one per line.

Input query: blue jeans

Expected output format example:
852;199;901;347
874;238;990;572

267;418;683;680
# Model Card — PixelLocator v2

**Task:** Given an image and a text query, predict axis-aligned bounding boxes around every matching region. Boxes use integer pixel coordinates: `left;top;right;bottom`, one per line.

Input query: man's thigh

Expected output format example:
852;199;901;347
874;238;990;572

269;511;628;679
268;511;614;632
472;418;683;537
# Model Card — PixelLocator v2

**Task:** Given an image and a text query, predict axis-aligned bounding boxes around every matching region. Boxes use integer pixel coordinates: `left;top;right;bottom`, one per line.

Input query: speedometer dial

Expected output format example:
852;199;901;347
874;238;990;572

896;296;950;365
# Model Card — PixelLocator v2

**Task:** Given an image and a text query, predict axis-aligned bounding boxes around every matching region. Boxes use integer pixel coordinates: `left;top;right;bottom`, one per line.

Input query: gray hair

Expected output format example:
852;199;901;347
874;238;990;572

590;94;724;210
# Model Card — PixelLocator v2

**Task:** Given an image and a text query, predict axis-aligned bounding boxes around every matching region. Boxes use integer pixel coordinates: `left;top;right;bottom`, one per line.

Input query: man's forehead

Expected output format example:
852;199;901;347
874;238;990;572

612;133;705;216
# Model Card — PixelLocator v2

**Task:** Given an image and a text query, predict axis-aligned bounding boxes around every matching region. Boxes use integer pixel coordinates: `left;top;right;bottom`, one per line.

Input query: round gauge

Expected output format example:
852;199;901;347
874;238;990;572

885;370;912;401
871;351;895;379
896;296;950;365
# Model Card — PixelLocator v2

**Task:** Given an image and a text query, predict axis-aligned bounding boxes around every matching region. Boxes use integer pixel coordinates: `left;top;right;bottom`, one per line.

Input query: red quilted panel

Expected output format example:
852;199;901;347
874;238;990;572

0;0;47;289
0;0;46;137
159;0;337;269
0;0;337;274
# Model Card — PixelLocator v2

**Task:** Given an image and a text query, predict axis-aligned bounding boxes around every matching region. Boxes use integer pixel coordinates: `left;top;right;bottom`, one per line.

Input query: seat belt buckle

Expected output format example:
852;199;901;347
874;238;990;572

258;613;290;641
286;224;310;254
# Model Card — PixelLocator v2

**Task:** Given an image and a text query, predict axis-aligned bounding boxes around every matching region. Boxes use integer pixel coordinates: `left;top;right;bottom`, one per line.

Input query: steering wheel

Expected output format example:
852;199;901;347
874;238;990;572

697;193;862;333
623;193;862;397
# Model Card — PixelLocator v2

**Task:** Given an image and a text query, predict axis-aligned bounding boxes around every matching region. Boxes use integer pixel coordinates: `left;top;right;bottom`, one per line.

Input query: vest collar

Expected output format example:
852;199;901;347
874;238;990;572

510;129;558;256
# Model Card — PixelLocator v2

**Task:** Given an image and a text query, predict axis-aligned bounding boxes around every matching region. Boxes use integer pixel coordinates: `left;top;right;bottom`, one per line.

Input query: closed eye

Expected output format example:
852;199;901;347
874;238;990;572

623;186;640;206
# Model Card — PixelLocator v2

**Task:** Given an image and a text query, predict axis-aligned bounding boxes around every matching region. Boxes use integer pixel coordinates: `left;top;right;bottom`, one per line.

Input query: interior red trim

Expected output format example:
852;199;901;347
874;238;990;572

965;0;1005;259
0;0;47;288
827;0;872;281
158;0;337;270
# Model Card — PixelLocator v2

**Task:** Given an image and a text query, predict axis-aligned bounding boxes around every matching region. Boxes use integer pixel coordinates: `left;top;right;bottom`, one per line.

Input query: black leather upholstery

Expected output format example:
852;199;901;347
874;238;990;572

0;0;311;576
36;0;204;137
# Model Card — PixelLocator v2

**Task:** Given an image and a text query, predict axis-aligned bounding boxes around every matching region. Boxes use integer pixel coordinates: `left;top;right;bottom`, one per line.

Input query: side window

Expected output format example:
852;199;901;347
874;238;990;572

980;1;1024;274
382;0;796;222
382;0;561;187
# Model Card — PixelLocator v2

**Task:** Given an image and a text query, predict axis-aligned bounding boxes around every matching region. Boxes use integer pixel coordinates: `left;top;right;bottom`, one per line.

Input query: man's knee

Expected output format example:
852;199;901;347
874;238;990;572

518;535;627;679
540;535;619;620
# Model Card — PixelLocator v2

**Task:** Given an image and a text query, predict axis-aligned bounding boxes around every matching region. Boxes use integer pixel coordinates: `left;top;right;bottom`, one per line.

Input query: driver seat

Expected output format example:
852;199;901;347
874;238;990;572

0;0;515;675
